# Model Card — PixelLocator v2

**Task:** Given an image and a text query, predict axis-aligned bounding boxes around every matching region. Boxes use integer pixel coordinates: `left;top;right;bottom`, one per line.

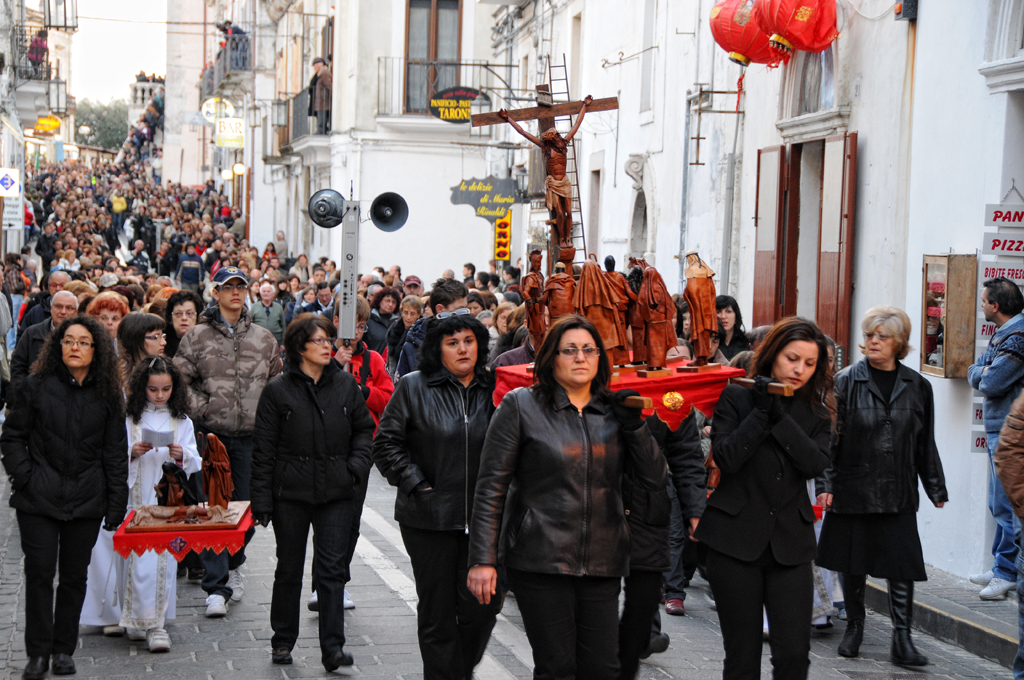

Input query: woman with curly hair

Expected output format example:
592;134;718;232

86;291;131;339
119;356;200;652
366;286;402;356
1;315;127;680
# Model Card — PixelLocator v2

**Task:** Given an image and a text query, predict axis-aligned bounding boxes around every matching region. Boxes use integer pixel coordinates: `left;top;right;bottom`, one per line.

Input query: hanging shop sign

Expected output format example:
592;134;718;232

981;233;1024;256
0;168;21;198
202;98;236;124
494;209;512;261
985;204;1024;227
34;115;61;133
451;176;521;223
214;117;245;149
430;87;488;123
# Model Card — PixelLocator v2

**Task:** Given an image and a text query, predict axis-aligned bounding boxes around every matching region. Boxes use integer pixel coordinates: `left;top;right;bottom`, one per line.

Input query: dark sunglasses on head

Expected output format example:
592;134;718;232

436;308;471;320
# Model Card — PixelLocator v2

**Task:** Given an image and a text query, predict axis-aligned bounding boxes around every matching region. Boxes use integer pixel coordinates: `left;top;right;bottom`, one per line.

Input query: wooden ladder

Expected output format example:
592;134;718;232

548;56;587;266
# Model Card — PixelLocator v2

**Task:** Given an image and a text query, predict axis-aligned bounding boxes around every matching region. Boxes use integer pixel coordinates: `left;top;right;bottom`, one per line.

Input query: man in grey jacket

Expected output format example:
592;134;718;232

250;280;286;345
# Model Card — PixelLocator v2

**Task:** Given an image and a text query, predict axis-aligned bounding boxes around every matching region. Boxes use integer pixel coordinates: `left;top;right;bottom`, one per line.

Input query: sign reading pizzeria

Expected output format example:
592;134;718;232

429;87;488;123
451;176;522;223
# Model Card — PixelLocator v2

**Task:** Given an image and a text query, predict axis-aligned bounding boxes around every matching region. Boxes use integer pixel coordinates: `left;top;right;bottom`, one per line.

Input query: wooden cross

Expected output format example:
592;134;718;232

471;87;619;130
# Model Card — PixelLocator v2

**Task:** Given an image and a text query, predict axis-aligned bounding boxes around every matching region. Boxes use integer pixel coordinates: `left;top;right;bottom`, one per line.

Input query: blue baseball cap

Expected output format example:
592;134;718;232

212;266;248;287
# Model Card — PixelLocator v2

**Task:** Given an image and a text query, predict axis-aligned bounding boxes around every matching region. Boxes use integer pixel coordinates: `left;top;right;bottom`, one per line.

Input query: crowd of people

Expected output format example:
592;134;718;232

6;157;1024;680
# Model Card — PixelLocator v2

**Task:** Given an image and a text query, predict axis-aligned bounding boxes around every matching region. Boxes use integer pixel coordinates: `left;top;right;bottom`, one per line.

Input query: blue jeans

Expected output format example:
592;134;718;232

7;294;23;351
200;433;255;599
1016;549;1024;680
988;433;1021;582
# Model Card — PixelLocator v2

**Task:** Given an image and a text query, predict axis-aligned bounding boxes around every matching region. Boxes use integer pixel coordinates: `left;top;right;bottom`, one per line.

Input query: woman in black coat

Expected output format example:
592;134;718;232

1;315;128;680
372;311;500;680
365;286;402;356
694;317;834;680
251;314;376;671
817;306;947;667
468;315;667;680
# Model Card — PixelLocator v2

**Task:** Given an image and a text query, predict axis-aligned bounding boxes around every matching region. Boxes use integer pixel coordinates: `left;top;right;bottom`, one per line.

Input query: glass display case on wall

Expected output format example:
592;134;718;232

921;254;977;379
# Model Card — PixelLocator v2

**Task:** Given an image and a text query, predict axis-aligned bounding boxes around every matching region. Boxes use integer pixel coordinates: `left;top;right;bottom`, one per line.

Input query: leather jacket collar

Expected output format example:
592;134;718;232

850;358;914;405
550;383;608;415
424;366;490;391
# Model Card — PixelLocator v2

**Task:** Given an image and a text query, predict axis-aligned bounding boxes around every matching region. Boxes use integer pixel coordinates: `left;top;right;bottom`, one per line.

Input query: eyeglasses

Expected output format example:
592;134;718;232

436;308;471;320
557;346;600;359
172;310;197;319
864;332;892;342
217;283;246;292
307;337;333;347
62;339;94;349
145;333;167;343
355;324;369;333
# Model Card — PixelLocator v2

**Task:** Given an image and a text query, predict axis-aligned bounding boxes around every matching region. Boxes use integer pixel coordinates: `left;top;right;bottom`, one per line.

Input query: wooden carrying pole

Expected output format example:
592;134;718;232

728;377;795;397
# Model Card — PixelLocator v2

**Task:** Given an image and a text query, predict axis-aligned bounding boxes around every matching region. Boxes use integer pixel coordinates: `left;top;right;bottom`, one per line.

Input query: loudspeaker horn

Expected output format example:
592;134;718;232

307;189;346;228
369;192;408;233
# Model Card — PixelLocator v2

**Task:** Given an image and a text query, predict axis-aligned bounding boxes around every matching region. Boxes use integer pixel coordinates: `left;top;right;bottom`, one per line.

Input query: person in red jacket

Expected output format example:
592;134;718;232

308;296;395;614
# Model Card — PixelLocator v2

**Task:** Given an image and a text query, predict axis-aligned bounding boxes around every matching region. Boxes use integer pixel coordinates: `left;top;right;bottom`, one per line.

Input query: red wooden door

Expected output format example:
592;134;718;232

815;132;858;354
753;146;786;327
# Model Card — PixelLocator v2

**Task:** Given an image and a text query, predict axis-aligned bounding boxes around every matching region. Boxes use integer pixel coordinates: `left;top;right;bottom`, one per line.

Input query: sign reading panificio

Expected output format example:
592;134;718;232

430;87;488;123
215;118;245;148
985;204;1024;227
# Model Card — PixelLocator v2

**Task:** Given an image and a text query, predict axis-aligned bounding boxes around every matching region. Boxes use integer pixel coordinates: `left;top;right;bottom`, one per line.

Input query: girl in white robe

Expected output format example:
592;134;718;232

120;356;200;652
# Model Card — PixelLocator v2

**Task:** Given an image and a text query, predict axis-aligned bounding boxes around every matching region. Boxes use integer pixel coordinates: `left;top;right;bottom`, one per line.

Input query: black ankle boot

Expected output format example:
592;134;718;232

838;620;864;657
23;656;48;680
888;580;927;667
837;574;867;658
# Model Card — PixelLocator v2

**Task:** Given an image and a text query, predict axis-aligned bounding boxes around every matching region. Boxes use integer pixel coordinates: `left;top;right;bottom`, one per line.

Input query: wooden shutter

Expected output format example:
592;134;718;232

816;132;858;353
753;146;786;327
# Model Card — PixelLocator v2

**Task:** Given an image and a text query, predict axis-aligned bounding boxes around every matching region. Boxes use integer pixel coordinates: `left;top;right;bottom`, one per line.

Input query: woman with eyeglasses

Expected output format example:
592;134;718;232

164;289;205;358
817;307;947;667
373;310;502;680
117;313;168;379
468;315;667;680
251;314;376;670
1;315;127;680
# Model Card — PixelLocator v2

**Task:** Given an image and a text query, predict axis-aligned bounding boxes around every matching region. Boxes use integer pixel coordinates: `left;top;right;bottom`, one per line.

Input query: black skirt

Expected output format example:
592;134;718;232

816;512;927;581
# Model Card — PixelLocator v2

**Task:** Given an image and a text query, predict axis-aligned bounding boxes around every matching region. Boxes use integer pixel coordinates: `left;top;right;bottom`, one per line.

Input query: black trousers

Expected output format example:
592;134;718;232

401;525;501;680
17;512;102;658
618;569;664;680
270;499;354;660
706;547;812;680
508;568;621;680
312;472;369;593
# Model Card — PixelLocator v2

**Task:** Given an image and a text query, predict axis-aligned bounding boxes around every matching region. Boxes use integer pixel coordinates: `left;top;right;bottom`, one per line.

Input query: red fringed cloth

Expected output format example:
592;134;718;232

494;361;746;431
113;507;254;562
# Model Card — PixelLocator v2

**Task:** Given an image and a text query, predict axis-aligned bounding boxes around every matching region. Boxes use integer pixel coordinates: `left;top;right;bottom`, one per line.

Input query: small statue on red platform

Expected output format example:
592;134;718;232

603;256;637;366
626;259;648;365
637;262;677;371
574;260;627;363
542;262;576;320
521;249;547;341
683;250;718;366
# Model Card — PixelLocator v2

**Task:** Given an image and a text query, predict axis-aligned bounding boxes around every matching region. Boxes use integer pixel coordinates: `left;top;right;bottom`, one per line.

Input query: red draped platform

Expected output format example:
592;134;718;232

494;361;746;430
112;507;254;562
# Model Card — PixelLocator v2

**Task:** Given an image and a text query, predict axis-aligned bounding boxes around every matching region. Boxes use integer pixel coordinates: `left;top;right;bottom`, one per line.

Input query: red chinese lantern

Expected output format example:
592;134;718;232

752;0;839;65
710;0;776;67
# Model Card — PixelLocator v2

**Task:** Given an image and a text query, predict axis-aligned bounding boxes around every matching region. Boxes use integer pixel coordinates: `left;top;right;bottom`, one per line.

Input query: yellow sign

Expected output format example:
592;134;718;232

34;116;61;133
214;117;245;149
494;209;512;261
201;97;236;124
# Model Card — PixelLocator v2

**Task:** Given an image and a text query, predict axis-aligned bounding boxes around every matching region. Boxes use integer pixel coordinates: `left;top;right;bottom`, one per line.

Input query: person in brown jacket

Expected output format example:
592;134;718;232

308;58;332;134
993;395;1024;677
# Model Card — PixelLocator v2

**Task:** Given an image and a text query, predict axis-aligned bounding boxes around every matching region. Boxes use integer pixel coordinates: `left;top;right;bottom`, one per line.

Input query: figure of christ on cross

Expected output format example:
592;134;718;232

496;95;593;253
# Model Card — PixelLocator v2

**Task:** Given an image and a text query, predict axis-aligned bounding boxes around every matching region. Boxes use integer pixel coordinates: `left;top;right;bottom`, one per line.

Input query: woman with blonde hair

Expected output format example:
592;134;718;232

817;306;947;667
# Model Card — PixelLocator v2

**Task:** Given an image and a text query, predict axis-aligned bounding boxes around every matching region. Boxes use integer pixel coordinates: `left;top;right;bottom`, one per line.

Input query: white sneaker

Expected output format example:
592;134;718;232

969;569;994;585
102;625;125;637
127;628;147;641
205;593;229;617
146;628;171;653
343;588;355;610
227;569;245;602
307;590;319;612
980;577;1016;600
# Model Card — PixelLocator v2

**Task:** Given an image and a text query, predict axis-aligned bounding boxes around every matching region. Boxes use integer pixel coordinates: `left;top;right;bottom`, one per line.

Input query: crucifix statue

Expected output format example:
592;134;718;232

473;90;619;264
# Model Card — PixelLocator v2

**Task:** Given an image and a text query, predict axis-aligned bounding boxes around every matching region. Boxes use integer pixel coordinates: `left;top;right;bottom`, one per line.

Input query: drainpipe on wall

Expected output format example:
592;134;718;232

719;110;742;296
678;90;701;294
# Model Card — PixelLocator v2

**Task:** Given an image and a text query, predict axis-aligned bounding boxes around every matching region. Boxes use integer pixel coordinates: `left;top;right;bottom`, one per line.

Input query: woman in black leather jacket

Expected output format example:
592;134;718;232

372;311;500;680
694;317;834;680
468;315;667;680
817;306;947;667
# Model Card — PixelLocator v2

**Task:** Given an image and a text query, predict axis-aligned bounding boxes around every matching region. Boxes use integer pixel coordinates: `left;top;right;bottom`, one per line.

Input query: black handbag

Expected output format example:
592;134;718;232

155;461;199;507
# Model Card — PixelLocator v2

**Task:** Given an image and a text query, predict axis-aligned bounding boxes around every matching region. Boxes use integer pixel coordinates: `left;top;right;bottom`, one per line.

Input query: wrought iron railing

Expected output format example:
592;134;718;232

280;88;330;147
377;57;509;117
213;34;251;90
13;26;51;84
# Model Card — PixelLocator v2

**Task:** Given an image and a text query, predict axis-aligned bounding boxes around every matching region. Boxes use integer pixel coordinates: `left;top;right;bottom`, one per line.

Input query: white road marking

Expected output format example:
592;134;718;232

360;506;409;557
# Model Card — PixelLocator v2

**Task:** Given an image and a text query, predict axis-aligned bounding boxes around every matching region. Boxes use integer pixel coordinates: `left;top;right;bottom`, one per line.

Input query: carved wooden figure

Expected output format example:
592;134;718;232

637;262;677;372
603;257;637;366
542;262;576;320
574;260;627;363
683;251;718;366
521;249;548;341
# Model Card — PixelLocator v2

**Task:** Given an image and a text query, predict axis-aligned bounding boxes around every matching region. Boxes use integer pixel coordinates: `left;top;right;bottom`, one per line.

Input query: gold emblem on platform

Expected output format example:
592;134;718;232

662;392;685;411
